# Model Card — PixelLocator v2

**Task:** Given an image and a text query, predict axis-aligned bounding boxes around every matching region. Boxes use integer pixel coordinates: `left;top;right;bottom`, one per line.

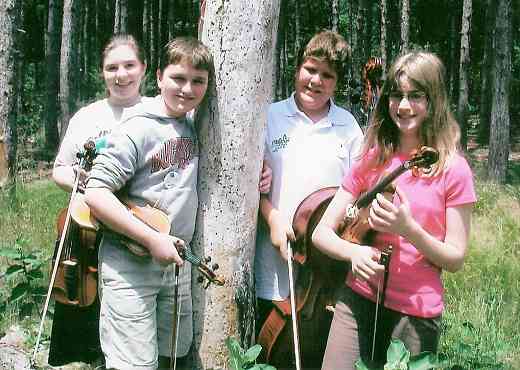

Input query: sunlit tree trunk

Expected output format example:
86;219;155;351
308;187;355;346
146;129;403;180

457;0;472;151
380;0;387;74
192;1;280;368
399;0;410;53
114;0;128;33
487;0;511;183
59;0;81;138
0;0;23;190
331;0;339;32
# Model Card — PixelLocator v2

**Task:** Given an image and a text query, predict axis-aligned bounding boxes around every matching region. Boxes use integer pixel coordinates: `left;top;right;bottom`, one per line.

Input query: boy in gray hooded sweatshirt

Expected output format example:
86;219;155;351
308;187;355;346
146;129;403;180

85;37;212;370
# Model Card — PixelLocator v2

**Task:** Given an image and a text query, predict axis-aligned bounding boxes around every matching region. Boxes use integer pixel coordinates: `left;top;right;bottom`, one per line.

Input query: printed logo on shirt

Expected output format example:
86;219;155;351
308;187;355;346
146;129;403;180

151;137;196;172
271;134;290;152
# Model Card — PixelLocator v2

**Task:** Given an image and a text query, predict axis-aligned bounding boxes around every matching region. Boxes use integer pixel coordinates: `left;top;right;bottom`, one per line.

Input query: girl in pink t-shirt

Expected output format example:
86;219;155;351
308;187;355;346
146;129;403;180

312;52;476;369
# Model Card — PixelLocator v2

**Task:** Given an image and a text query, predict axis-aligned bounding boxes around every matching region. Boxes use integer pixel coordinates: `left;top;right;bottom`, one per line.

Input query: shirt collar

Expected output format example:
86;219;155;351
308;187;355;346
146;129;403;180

286;93;347;127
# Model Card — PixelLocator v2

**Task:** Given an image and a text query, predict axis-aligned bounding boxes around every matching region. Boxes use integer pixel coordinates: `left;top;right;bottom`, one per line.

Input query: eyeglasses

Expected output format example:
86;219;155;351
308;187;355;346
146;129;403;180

389;90;427;104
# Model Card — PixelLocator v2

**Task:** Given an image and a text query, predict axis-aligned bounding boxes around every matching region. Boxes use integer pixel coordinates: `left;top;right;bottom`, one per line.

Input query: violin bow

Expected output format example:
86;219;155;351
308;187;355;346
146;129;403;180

31;168;83;364
286;241;302;370
370;245;392;363
170;264;182;370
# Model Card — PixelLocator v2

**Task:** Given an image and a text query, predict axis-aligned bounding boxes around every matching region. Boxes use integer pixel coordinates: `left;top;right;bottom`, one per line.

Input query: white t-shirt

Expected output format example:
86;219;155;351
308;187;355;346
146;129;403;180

54;97;152;168
255;93;363;301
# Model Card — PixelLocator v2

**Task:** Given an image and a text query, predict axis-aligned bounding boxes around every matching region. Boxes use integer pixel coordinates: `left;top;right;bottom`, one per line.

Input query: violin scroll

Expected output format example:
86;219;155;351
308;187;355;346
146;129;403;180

408;146;439;175
174;241;225;288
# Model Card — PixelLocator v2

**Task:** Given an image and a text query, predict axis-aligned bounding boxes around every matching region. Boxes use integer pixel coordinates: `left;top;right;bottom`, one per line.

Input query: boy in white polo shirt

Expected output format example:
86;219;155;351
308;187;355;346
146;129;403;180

255;30;363;361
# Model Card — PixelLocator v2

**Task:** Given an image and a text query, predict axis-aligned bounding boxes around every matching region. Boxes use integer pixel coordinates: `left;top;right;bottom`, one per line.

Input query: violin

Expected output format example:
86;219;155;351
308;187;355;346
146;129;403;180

257;146;439;369
68;194;225;287
51;140;99;307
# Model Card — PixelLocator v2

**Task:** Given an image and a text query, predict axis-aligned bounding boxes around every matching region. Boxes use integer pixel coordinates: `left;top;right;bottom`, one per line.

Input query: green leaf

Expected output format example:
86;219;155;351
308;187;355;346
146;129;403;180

409;352;439;370
226;337;244;370
249;365;276;370
355;358;371;370
387;339;410;364
243;344;262;363
31;286;48;297
27;269;43;280
9;282;30;303
0;249;22;259
5;264;24;278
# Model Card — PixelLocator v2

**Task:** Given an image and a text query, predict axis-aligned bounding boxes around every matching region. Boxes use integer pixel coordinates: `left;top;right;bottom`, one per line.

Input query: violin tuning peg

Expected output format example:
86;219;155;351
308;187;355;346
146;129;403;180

204;256;211;263
212;263;219;271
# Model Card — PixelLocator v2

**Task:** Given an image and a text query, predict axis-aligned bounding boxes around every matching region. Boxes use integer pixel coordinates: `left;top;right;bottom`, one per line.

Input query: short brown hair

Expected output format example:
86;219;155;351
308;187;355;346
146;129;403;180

159;37;213;80
297;30;351;85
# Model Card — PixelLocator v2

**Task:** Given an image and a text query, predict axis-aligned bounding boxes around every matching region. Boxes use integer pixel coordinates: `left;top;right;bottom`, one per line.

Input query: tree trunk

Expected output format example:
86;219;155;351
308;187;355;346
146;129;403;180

114;0;128;34
478;0;495;144
487;0;511;183
0;0;23;190
44;0;62;153
59;0;81;138
331;0;339;32
457;0;472;151
400;0;410;53
193;1;280;368
380;0;387;74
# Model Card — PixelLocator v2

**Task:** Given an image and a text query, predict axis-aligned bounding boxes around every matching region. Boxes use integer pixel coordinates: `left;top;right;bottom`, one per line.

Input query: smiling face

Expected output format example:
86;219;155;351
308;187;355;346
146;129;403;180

294;57;337;122
157;60;209;118
103;45;146;106
388;75;429;146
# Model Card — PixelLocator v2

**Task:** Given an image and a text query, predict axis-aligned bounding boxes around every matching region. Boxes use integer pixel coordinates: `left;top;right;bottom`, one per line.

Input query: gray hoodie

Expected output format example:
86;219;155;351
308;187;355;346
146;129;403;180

87;96;199;245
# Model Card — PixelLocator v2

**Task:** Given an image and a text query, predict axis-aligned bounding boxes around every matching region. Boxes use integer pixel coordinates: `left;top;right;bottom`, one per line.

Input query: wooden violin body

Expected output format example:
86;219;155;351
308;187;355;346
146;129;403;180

52;204;99;307
257;146;439;369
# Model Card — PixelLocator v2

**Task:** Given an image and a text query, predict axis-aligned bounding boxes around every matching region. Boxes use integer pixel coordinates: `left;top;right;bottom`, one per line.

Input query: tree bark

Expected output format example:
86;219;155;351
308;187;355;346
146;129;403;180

331;0;339;32
0;0;23;189
44;0;62;153
457;0;472;151
114;0;128;34
477;0;496;144
380;0;387;74
192;1;280;368
487;0;511;183
59;0;81;138
400;0;410;53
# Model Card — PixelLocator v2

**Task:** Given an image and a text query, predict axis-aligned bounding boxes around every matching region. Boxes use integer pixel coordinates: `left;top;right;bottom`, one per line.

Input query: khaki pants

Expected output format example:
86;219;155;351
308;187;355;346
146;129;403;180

99;240;192;370
321;286;440;370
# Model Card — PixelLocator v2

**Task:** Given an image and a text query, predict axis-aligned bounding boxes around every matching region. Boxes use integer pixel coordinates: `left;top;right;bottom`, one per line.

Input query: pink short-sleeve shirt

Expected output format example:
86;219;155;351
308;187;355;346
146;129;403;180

342;150;477;317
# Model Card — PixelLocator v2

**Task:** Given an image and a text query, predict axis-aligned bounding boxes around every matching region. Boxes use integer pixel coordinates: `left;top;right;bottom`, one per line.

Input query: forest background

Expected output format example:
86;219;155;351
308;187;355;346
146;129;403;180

0;0;519;369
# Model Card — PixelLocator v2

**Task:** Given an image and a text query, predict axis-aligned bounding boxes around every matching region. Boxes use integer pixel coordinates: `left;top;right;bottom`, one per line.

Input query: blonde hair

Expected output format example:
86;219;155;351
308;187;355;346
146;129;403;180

362;51;460;175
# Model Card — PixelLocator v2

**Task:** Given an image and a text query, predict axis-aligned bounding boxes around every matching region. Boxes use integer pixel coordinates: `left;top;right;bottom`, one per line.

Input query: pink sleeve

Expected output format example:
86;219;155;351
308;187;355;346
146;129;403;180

341;156;368;198
445;154;477;207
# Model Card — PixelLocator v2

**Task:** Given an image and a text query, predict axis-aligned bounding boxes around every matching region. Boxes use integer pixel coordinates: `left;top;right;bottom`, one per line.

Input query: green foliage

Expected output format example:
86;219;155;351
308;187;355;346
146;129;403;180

0;238;47;319
440;181;520;369
226;337;276;370
354;339;440;370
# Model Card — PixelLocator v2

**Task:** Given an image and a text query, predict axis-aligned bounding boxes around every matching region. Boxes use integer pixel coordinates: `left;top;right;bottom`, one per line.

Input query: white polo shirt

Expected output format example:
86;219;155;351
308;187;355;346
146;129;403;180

255;93;363;301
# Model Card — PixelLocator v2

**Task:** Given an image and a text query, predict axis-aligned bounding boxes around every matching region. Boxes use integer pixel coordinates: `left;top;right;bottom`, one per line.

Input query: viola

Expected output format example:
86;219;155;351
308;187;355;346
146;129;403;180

257;146;439;369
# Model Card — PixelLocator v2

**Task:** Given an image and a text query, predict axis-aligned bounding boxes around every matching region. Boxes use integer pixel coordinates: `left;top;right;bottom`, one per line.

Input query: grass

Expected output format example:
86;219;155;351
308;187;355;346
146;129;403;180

1;173;520;369
440;181;520;369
